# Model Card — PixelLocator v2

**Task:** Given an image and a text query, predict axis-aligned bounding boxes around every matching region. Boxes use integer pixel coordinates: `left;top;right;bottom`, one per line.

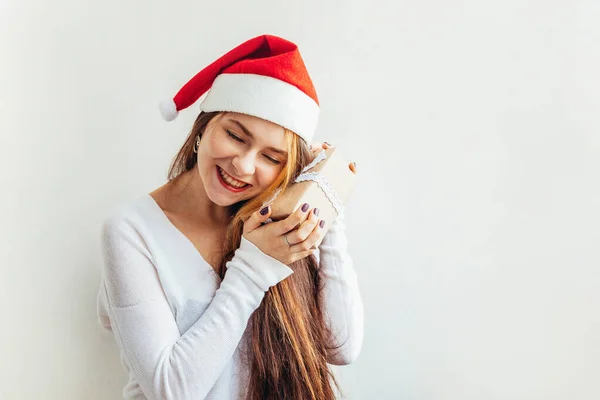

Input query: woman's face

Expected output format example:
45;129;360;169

196;112;289;206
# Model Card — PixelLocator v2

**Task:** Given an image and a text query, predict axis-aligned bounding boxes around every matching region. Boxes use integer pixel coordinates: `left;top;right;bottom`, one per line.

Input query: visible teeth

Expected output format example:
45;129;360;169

219;167;247;188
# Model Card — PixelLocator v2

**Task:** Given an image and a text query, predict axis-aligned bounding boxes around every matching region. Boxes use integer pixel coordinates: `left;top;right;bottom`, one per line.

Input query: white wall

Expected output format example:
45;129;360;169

1;0;599;399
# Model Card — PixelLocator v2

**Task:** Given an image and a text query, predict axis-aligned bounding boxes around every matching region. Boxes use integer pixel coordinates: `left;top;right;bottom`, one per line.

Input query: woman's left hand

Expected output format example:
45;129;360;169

284;206;326;251
310;142;357;173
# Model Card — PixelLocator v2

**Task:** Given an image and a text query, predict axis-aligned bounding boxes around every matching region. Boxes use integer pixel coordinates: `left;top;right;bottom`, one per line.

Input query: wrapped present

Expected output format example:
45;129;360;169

265;146;356;236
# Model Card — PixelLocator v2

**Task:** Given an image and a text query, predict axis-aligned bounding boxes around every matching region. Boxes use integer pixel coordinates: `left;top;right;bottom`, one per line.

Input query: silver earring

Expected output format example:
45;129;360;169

193;136;200;153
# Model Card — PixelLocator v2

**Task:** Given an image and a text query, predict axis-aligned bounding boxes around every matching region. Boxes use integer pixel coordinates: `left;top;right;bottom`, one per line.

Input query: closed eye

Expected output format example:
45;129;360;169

227;130;244;142
265;155;281;164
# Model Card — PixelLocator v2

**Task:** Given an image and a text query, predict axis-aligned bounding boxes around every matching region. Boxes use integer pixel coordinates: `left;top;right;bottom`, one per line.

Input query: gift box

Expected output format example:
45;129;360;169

266;146;356;237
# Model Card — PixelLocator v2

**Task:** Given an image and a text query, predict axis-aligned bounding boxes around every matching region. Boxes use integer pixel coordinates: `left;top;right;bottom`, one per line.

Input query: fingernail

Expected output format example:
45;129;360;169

319;220;325;228
313;208;320;217
324;141;331;146
260;206;269;215
301;203;310;212
309;145;313;150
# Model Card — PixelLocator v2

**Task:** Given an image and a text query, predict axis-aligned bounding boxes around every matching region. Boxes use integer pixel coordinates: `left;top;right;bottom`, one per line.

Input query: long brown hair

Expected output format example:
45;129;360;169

167;111;343;399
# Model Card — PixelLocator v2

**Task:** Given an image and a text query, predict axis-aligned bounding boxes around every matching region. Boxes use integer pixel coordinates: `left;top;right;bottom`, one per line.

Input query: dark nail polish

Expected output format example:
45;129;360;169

301;203;310;212
313;208;320;217
324;141;331;146
260;206;269;215
309;145;313;150
319;220;325;228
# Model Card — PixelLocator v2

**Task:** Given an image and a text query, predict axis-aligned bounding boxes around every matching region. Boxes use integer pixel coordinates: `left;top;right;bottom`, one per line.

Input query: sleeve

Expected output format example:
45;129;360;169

316;213;365;365
99;216;294;400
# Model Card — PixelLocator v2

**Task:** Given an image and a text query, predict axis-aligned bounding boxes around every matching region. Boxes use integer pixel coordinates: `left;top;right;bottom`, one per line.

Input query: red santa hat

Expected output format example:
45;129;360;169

159;34;320;143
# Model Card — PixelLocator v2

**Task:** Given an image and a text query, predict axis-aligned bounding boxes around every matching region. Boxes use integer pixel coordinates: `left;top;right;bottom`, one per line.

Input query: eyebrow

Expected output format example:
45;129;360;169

228;119;288;156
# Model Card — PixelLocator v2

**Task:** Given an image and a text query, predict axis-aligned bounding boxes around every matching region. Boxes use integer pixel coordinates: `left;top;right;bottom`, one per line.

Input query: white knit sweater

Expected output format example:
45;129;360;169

96;194;364;400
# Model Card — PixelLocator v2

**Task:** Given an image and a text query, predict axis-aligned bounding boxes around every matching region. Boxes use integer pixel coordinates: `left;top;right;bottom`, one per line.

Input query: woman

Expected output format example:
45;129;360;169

97;34;364;400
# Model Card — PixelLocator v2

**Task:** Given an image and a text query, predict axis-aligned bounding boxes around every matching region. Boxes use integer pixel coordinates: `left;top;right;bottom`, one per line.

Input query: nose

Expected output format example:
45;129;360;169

231;151;256;178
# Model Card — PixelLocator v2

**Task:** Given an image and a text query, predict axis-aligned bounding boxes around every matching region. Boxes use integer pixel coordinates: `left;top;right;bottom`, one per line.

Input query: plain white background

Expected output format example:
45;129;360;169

1;0;599;399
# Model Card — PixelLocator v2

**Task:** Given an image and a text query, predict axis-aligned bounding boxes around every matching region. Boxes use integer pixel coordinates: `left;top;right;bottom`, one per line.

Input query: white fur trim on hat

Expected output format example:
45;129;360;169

199;73;319;143
159;98;179;121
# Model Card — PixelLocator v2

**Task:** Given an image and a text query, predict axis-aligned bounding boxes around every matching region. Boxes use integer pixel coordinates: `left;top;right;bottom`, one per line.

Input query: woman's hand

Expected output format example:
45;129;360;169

310;141;357;173
243;203;325;265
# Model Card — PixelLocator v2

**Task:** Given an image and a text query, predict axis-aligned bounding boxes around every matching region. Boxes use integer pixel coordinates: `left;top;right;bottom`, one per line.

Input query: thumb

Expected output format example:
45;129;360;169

244;205;272;234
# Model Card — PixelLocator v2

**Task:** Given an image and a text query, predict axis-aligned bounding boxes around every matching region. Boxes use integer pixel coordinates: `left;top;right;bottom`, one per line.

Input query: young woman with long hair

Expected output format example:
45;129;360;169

97;34;364;400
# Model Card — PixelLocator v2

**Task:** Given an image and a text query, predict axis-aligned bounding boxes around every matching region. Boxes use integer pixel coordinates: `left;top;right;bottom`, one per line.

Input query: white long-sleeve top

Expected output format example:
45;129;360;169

96;194;363;400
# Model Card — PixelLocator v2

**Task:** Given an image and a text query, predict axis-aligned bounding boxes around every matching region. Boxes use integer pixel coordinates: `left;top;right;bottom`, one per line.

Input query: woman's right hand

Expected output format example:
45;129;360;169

242;203;324;265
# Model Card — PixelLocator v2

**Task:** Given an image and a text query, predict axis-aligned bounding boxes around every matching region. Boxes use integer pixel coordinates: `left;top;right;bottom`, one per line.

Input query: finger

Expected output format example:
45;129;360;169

349;161;357;174
286;207;320;244
290;219;325;253
243;205;272;234
289;247;318;263
273;202;311;235
322;142;332;149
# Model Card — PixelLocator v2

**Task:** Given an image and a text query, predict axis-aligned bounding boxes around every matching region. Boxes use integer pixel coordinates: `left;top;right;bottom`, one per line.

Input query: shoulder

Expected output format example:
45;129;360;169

100;195;158;276
101;194;154;248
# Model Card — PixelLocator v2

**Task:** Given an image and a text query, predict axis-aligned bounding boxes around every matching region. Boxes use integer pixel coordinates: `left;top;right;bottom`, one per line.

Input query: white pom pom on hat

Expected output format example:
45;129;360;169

159;98;178;122
158;34;320;143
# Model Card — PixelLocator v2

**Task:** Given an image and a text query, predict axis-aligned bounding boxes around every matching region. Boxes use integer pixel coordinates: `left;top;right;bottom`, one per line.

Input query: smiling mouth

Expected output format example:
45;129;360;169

217;166;251;191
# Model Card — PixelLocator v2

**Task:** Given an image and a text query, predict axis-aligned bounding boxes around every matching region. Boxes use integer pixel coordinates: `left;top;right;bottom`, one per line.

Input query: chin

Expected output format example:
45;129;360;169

205;189;237;207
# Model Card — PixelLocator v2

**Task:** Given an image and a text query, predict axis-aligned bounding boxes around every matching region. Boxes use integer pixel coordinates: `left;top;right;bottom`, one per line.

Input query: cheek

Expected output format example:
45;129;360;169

255;167;282;189
206;134;222;155
200;135;231;161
